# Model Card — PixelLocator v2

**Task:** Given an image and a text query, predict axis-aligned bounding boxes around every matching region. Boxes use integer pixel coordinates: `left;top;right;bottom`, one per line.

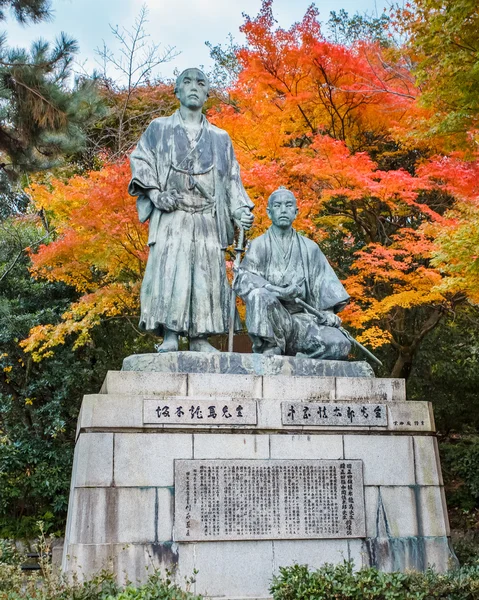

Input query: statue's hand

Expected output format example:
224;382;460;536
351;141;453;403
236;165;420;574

150;189;182;212
235;208;254;231
265;281;303;301
319;311;341;328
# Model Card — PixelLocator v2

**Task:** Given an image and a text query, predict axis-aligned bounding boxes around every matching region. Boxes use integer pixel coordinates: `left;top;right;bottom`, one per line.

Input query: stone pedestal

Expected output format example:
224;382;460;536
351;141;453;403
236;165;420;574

62;352;455;598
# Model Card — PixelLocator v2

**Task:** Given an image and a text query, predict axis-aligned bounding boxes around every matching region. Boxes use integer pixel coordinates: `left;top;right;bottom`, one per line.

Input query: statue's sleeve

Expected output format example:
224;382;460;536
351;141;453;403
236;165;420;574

128;122;161;223
234;239;270;298
307;242;350;313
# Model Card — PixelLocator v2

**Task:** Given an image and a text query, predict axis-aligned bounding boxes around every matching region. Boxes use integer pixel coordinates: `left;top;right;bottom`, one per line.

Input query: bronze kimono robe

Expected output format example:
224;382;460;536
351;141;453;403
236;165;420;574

129;111;253;336
234;228;351;359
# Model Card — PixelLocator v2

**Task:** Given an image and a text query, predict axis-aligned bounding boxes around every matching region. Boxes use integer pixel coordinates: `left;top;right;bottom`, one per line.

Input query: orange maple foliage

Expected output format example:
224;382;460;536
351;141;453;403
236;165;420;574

21;1;479;378
206;1;458;376
21;160;146;360
418;153;479;304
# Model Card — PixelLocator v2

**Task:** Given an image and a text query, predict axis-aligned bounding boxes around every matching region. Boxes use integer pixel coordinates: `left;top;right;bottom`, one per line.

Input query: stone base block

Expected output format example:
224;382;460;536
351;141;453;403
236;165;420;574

122;352;374;378
63;364;454;599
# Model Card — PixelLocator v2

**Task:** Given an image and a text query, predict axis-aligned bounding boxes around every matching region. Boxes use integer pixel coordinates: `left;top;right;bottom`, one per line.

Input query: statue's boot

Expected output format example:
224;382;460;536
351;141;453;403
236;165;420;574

189;337;220;353
263;345;282;356
155;329;179;353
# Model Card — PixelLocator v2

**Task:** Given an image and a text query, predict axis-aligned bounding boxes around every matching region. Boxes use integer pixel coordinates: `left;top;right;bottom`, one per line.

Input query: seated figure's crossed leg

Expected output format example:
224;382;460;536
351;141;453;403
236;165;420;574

244;288;351;360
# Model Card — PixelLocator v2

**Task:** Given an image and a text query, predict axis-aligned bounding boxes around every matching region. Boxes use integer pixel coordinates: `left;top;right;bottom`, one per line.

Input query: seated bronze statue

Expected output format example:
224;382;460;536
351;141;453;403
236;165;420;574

233;187;351;359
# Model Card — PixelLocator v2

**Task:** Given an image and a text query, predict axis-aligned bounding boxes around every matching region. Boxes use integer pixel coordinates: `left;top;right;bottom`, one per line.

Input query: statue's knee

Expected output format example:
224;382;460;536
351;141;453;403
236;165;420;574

333;329;351;357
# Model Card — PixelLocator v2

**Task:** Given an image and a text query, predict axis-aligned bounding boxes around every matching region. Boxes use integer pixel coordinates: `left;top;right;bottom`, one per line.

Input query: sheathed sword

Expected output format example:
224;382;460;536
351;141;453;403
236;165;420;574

228;226;245;353
294;297;383;367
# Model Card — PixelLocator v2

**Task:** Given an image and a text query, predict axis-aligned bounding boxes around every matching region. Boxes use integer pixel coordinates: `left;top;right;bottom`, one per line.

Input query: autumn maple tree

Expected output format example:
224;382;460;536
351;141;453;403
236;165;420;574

205;0;460;378
20;0;479;380
20;160;146;360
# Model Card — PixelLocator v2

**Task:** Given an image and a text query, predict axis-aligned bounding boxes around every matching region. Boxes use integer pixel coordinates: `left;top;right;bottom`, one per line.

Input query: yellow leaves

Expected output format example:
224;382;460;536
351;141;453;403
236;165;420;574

356;327;393;349
21;282;141;361
28;160;148;294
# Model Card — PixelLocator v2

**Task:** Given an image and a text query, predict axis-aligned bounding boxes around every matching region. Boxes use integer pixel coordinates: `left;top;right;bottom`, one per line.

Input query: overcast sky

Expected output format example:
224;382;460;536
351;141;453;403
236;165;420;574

6;0;383;83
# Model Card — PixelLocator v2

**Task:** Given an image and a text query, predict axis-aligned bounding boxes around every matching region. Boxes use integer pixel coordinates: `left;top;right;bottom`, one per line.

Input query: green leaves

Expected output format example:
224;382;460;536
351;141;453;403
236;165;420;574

270;560;479;599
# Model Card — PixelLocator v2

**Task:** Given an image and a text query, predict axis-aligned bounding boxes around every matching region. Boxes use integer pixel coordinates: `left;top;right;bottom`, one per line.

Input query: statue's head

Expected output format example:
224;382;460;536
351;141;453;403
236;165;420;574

175;68;210;110
267;187;298;229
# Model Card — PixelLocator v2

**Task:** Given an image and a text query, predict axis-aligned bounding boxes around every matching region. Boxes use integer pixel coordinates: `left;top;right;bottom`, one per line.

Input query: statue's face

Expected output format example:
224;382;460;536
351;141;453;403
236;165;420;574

267;192;298;229
176;69;208;109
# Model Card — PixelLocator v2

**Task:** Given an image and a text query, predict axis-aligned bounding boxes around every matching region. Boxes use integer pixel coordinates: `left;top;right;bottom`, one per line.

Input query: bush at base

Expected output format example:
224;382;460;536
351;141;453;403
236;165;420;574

0;562;202;600
270;561;479;600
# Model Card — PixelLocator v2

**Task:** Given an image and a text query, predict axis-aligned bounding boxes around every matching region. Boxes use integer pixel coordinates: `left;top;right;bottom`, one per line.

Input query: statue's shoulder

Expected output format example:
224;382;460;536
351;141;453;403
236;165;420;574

244;232;271;258
206;120;232;141
296;231;322;255
148;115;175;129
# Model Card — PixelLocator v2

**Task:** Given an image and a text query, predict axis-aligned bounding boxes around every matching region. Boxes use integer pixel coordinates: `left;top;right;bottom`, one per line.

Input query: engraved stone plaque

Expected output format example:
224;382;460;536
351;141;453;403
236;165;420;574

174;459;365;541
282;402;387;427
144;397;257;425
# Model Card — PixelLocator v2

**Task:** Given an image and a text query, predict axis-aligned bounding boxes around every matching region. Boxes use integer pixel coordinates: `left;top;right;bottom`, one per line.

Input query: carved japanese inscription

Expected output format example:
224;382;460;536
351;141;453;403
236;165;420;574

282;402;387;427
143;397;257;425
174;459;365;541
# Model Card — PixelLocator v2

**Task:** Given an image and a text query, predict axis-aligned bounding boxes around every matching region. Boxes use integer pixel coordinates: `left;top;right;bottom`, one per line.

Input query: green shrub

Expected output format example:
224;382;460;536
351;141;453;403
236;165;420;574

0;546;201;600
440;435;479;515
0;566;202;600
270;561;479;600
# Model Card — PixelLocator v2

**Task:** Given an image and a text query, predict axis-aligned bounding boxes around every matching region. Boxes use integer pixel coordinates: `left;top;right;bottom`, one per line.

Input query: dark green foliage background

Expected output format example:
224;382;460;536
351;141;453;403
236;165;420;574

0;216;152;537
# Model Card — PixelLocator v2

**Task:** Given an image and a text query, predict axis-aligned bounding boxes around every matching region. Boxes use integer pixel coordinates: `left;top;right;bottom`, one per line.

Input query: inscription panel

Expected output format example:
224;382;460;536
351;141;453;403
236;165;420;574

144;397;257;425
282;402;387;427
174;459;365;541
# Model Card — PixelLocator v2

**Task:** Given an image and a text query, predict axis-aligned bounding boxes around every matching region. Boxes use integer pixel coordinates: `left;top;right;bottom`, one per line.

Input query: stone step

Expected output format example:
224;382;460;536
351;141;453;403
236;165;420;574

101;371;406;403
78;394;434;434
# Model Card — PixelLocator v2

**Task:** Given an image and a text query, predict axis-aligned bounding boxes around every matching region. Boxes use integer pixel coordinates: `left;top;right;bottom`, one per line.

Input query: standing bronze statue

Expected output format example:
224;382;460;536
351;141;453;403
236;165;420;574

234;187;351;359
129;68;254;352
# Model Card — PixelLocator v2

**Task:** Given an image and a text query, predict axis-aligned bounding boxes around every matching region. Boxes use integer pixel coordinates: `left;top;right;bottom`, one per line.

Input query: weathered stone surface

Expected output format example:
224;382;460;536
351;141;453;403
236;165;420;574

349;540;367;569
257;399;282;430
282;402;387;427
63;542;181;584
423;537;458;571
417;486;450;537
364;486;418;538
193;541;274;598
336;377;405;402
193;433;270;459
188;373;262;398
272;539;350;572
80;395;143;430
114;433;192;487
387;402;434;432
344;435;415;486
69;488;158;544
414;436;443;485
262;375;335;400
101;371;187;396
269;434;343;460
73;433;113;487
364;535;457;573
174;459;365;541
144;397;258;425
122;352;374;378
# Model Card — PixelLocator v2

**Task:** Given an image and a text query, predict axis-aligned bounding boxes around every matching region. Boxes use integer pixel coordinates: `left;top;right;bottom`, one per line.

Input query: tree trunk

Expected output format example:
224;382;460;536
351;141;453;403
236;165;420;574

389;308;444;380
390;350;415;379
